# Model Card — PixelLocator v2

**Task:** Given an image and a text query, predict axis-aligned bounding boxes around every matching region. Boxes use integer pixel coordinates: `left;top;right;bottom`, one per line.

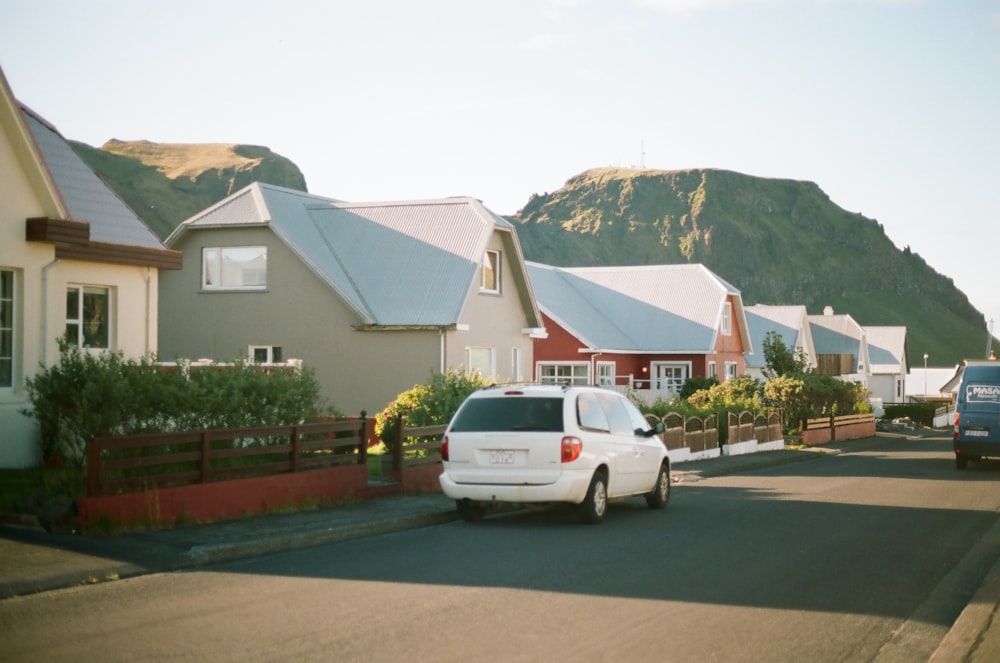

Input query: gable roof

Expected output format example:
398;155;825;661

808;309;869;373
526;262;751;354
864;326;908;374
2;63;179;270
744;304;816;370
168;182;541;328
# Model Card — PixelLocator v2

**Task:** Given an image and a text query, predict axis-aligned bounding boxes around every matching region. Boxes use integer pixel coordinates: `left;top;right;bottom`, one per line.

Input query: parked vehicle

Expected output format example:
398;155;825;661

953;360;1000;469
439;384;670;523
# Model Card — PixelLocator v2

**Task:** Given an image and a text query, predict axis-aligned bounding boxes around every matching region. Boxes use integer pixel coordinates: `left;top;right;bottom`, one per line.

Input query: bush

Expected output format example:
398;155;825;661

762;372;872;432
375;370;492;446
21;340;331;465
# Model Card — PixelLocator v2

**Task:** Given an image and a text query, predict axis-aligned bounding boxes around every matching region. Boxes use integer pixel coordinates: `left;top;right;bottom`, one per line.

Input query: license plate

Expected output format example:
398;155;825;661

490;450;515;464
965;429;989;437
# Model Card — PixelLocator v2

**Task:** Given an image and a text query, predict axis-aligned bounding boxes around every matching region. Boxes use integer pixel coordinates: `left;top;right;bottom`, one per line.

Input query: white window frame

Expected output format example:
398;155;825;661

596;361;616;386
724;361;738;381
537;362;590;385
249;345;283;364
480;249;501;294
202;246;268;291
651;362;691;395
0;269;14;389
511;347;522;382
466;347;495;379
66;284;112;350
721;302;732;336
708;361;717;379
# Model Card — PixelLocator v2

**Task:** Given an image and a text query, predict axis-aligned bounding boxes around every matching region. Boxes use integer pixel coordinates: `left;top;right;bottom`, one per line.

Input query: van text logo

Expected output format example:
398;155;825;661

967;385;1000;402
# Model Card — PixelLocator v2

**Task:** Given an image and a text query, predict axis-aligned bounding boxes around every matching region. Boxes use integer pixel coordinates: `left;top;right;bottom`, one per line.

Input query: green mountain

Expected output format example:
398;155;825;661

511;167;991;367
71;139;307;239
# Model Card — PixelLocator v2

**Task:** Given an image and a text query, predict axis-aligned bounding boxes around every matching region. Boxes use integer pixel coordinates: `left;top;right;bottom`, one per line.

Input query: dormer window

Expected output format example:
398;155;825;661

721;302;732;336
481;250;501;294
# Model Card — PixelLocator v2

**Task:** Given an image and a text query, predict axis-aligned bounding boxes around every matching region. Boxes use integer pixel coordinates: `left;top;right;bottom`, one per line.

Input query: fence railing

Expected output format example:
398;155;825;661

802;412;876;431
385;416;448;478
86;416;369;497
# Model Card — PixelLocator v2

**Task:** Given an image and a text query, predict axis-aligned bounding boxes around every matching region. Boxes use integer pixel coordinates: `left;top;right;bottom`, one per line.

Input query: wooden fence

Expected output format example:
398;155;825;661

384;416;448;478
85;417;369;497
800;412;876;445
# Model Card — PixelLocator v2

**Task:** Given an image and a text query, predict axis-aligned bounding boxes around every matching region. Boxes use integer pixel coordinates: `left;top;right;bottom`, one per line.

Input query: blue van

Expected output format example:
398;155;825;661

953;360;1000;469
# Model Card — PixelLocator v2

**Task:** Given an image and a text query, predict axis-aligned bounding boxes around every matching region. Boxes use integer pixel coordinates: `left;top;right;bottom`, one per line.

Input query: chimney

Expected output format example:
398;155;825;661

823;306;834;316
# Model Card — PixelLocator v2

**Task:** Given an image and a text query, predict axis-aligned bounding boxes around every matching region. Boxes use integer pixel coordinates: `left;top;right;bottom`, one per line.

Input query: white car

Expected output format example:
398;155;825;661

439;384;670;523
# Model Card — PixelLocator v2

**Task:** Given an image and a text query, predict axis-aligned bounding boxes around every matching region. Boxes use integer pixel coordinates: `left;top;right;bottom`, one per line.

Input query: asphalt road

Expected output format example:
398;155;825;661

3;434;999;662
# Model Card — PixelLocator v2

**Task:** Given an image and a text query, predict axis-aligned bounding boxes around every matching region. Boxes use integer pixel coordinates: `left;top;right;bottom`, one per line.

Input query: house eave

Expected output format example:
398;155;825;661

26;216;182;270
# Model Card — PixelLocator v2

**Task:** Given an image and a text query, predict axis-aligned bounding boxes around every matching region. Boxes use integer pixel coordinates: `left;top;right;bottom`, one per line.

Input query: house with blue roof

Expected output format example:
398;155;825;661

808;307;871;387
159;182;545;415
864;325;908;405
526;262;752;404
0;66;180;467
743;304;817;380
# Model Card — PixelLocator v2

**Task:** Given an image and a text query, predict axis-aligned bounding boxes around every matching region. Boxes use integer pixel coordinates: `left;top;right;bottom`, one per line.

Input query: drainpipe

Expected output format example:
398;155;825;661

145;266;152;356
440;328;446;373
40;258;60;366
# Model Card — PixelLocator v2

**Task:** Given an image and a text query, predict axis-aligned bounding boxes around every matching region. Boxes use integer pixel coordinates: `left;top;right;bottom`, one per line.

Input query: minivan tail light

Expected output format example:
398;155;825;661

442;436;449;461
561;436;582;463
954;411;960;440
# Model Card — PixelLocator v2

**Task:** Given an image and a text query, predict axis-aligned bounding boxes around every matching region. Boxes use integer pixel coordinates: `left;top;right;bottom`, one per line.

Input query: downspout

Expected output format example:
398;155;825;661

145;266;152;356
439;328;446;373
40;257;60;366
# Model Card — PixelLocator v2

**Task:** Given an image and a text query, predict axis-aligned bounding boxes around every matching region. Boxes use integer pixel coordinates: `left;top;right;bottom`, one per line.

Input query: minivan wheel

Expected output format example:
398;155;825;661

578;471;608;524
646;463;671;509
956;453;969;470
456;499;487;522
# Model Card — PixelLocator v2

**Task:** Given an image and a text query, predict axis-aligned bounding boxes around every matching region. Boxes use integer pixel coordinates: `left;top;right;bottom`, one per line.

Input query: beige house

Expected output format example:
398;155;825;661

159;183;545;415
0;67;181;467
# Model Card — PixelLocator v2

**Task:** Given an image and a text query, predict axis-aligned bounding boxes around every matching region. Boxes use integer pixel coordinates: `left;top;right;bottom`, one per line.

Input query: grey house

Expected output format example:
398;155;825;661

159;183;545;415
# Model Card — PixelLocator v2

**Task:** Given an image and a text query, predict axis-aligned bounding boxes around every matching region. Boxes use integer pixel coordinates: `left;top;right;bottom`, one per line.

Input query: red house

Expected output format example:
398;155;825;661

526;263;752;404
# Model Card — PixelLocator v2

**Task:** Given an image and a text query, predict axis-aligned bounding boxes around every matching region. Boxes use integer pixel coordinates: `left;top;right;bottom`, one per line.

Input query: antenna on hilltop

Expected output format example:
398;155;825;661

639;140;646;169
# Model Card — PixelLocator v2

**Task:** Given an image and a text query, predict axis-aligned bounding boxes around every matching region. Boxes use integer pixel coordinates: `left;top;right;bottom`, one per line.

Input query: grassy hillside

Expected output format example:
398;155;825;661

71;139;307;238
512;167;990;367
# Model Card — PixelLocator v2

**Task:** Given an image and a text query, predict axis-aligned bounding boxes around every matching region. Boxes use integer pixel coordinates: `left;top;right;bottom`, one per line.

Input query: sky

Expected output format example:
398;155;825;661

2;0;998;360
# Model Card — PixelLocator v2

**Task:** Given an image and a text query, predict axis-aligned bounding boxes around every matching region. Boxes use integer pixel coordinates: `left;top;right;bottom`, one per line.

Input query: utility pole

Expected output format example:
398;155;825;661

987;318;995;359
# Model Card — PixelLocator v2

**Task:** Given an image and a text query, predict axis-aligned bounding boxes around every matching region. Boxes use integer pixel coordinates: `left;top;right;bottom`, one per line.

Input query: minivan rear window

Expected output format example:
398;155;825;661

449;397;565;433
959;365;1000;406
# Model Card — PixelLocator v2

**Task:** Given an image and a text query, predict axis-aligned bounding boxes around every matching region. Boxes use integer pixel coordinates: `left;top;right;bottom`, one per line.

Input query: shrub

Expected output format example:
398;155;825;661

375;370;492;446
762;372;872;432
21;340;331;465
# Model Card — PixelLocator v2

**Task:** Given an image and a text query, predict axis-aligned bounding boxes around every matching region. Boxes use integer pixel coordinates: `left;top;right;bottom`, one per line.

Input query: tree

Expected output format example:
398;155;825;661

762;331;809;379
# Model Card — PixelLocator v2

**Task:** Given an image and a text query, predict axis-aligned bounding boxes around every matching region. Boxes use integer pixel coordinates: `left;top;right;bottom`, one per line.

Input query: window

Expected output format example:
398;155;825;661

576;392;609;432
511;347;522;382
0;270;13;388
480;250;501;293
66;285;110;349
708;361;717;379
721;302;732;336
250;345;283;364
202;246;267;290
538;363;590;385
725;361;738;381
596;361;616;386
467;347;495;379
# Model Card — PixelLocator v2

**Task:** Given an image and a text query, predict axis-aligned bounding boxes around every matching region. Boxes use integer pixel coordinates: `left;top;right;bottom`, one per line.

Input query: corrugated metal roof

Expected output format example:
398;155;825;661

171;184;502;326
21;107;166;250
744;305;808;369
865;325;907;372
527;262;740;353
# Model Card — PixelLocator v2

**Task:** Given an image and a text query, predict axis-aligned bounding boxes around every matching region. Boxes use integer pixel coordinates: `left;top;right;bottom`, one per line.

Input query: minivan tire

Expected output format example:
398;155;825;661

456;499;487;522
646;463;671;509
578;471;608;524
956;453;968;470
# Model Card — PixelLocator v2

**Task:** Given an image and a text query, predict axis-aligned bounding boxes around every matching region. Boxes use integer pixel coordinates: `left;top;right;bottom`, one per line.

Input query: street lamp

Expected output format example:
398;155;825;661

924;353;929;400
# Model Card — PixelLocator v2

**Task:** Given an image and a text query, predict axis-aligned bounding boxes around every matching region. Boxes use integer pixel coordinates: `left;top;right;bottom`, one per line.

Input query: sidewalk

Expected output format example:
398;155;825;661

2;437;998;660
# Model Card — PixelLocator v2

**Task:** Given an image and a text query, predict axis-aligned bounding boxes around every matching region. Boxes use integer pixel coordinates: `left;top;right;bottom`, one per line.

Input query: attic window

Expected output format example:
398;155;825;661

721;303;732;336
480;250;501;294
202;246;267;291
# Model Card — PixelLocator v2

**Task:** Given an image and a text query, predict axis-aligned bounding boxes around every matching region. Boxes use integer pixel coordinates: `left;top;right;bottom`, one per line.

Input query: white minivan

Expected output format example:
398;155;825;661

439;384;670;523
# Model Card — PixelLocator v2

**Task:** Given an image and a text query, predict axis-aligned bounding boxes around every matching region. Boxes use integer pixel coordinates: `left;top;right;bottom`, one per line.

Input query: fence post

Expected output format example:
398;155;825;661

86;438;100;497
358;410;368;465
392;414;404;479
199;431;210;483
